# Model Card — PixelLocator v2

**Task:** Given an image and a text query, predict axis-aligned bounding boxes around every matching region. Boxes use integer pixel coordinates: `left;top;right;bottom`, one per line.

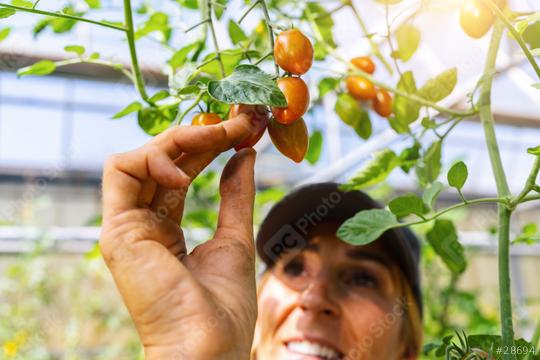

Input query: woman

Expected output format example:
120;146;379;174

99;115;422;360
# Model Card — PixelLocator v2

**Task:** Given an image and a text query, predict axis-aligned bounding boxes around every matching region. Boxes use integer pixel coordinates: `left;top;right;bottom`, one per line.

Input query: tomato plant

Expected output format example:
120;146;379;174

2;0;540;358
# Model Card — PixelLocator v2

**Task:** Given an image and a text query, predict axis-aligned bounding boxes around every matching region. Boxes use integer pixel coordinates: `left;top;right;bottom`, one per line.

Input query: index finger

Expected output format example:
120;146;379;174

102;114;255;221
151;113;254;159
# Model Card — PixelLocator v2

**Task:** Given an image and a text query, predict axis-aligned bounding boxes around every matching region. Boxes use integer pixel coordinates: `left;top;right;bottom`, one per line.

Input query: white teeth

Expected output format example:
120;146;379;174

287;340;340;359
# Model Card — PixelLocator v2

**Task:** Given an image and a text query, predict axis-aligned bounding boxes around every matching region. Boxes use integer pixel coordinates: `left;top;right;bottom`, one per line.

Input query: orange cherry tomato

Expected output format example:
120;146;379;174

191;112;222;126
372;88;393;117
459;0;495;39
271;77;310;125
268;118;308;163
346;76;376;100
350;56;376;74
229;104;270;151
274;29;314;75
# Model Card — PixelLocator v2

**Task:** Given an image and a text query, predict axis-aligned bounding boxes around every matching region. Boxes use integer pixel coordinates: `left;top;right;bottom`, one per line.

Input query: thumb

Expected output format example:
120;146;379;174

215;148;257;245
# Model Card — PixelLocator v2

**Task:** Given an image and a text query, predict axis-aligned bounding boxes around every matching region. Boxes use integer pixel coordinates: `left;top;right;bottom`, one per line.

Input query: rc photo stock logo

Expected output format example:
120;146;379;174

263;191;343;262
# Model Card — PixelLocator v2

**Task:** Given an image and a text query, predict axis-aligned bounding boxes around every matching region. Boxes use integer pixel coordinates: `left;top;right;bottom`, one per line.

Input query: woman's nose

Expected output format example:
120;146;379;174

298;279;340;316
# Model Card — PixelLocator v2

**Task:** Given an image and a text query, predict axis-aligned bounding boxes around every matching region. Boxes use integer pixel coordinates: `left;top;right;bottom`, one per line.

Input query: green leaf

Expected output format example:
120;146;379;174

112;102;142;119
392;71;420;129
527;145;540;155
11;0;33;8
207;64;286;106
399;141;421;173
415;141;442;186
337;209;399;246
388;193;428;218
199;49;260;77
317;77;339;99
0;8;16;18
135;12;170;41
341;149;400;191
17;60;56;77
305;130;323;165
423;181;443;209
512;223;540;245
137;107;178;136
523;21;540;49
533;82;540;89
426;219;466;275
169;63;197;95
303;2;336;48
0;27;11;42
418;68;457;102
177;0;199;9
64;45;85;56
148;90;170;103
394;24;420;62
84;0;101;8
447;161;468;190
169;43;198;68
228;20;247;45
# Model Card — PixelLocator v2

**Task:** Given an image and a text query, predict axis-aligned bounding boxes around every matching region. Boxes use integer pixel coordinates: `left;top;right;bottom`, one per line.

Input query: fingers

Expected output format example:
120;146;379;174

215;148;257;245
102;114;255;221
150;151;220;223
102;146;190;221
151;114;255;159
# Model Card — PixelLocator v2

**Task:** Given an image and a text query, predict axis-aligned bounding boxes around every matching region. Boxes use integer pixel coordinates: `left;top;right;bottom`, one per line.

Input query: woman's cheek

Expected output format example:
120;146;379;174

341;299;404;360
254;275;297;355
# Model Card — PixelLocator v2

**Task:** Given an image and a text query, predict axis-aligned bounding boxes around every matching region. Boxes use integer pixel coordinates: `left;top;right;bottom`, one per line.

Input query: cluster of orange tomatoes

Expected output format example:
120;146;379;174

345;56;392;118
192;28;313;163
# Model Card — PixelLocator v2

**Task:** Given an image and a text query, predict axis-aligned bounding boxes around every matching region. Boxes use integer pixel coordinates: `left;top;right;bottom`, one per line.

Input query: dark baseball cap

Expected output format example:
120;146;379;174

255;182;422;316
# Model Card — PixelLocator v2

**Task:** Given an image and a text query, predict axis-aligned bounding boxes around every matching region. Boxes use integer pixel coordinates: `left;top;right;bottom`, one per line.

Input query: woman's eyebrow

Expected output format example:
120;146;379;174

345;249;390;268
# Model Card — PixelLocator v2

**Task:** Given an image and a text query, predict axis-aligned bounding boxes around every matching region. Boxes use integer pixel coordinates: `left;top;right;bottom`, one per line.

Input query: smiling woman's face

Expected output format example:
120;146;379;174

253;222;412;360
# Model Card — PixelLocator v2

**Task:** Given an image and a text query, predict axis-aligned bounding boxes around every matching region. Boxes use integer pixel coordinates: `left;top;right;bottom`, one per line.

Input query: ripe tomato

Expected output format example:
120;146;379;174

350;56;376;74
229;104;270;151
271;77;310;125
346;76;376;100
191;112;222;126
459;0;495;39
372;88;392;117
268;118;308;163
274;29;314;75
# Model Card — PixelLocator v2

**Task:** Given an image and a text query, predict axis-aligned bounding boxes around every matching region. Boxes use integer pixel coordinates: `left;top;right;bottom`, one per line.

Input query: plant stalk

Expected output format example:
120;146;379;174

259;0;279;76
348;2;393;74
0;3;127;31
483;0;540;79
206;0;226;78
479;19;515;359
123;0;149;102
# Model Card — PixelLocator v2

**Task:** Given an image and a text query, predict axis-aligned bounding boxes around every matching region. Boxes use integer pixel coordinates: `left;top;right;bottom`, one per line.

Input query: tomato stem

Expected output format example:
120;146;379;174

511;156;540;207
206;0;226;78
482;0;540;79
123;0;150;103
258;0;279;76
0;3;127;31
348;2;394;75
479;19;515;359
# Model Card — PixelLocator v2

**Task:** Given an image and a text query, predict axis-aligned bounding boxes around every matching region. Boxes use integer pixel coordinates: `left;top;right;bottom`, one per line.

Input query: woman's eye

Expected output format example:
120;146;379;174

283;259;304;277
342;270;378;288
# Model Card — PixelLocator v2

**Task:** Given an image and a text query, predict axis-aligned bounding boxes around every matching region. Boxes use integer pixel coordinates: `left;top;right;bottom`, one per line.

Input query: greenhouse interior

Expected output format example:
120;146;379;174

0;0;539;358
